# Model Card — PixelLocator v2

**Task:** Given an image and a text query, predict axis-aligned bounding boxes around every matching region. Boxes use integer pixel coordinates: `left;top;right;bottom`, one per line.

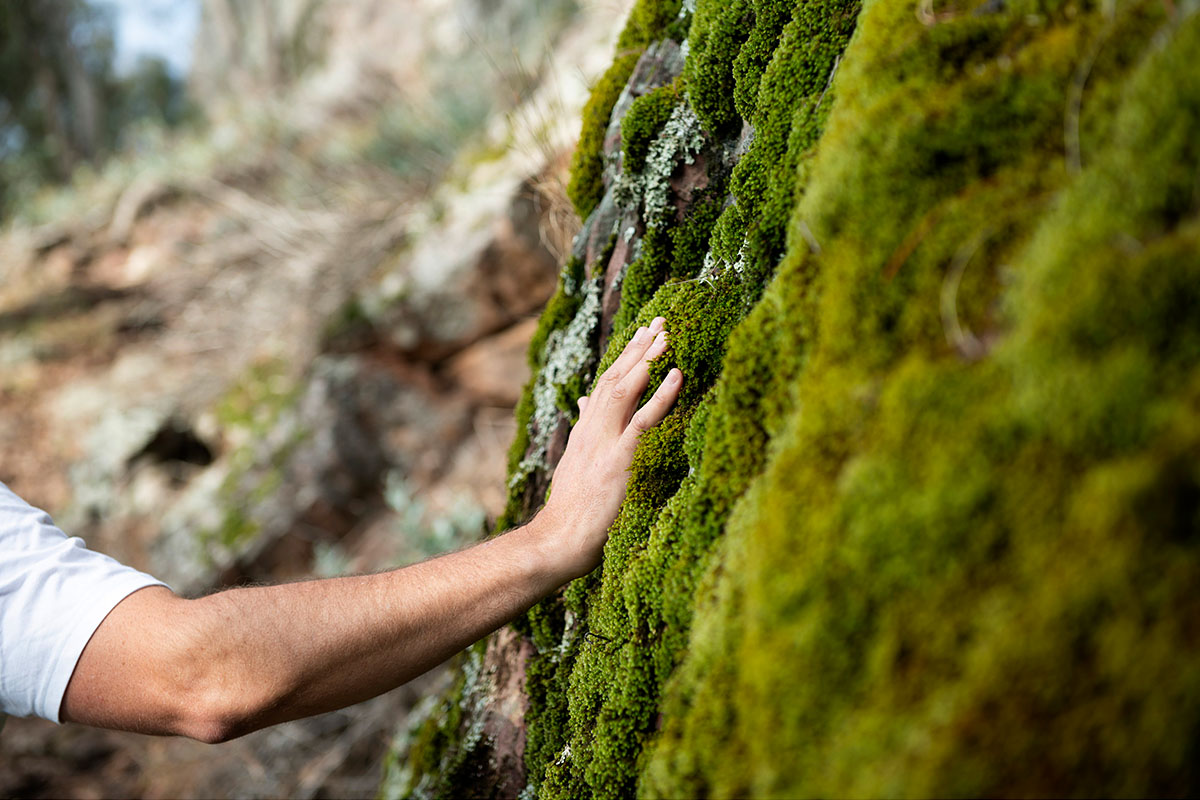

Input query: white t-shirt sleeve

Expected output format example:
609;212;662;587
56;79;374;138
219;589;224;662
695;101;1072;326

0;481;167;723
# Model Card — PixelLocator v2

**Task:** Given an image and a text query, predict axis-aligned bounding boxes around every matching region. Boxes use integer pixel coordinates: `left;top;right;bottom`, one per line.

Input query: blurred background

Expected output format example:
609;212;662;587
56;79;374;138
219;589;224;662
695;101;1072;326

0;0;632;796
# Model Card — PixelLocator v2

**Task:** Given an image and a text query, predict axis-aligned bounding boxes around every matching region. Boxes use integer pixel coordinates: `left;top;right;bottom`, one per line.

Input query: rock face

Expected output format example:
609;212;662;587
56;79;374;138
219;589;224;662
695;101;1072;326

395;0;1200;797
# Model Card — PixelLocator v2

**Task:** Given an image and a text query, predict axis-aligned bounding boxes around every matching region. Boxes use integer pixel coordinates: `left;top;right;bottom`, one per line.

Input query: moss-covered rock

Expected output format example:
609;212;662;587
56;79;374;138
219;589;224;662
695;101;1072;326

566;0;686;219
395;0;1200;796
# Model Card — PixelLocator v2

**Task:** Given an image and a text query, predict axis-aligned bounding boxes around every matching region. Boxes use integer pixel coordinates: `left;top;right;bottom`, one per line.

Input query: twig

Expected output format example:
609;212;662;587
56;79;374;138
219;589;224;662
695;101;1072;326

940;228;989;360
814;55;842;113
1065;19;1113;175
796;219;822;255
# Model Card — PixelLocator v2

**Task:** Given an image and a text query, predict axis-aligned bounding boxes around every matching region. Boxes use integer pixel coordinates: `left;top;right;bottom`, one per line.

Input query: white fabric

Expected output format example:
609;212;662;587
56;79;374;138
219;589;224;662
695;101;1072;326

0;481;165;723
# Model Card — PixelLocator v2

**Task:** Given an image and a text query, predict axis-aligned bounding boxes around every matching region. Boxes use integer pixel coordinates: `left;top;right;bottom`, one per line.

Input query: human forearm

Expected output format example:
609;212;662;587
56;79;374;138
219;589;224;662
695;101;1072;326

64;516;572;742
189;517;571;737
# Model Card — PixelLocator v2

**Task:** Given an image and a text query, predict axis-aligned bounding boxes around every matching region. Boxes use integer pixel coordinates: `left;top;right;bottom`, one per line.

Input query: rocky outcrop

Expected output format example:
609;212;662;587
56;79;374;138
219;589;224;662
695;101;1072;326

396;0;1200;797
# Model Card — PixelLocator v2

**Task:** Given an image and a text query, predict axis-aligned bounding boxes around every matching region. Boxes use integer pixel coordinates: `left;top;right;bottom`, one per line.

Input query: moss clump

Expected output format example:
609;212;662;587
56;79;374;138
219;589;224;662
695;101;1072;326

566;52;641;219
708;0;860;292
615;0;686;52
684;0;753;137
645;1;1200;797
610;188;725;337
620;82;682;175
566;0;685;219
731;0;796;120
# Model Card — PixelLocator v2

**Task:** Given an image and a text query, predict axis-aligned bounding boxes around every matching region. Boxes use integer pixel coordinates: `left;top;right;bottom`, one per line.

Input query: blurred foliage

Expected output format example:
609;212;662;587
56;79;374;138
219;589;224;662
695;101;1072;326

0;0;193;221
361;0;581;189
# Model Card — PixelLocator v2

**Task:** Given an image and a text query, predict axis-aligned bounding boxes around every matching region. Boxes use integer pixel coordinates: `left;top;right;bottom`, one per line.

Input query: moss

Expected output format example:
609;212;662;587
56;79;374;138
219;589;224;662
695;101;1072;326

684;0;754;137
412;0;1200;796
646;1;1200;797
566;0;686;219
731;0;796;120
610;188;725;336
566;52;641;219
517;0;864;796
527;259;585;372
720;0;860;293
616;0;685;51
214;357;297;433
620;82;681;175
214;506;259;549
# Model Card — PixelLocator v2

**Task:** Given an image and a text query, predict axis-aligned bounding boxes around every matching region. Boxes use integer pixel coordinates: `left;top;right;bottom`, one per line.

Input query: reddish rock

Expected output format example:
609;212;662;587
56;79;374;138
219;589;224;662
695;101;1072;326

481;627;536;797
445;318;538;407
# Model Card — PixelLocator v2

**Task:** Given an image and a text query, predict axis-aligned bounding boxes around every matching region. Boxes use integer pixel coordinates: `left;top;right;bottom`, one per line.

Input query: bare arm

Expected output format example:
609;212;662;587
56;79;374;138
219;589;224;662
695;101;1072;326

61;318;681;742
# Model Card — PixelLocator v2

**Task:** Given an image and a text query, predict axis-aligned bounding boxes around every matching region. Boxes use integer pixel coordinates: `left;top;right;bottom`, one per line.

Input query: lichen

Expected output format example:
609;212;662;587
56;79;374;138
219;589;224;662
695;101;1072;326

565;0;687;219
509;275;603;493
382;644;493;800
620;83;682;176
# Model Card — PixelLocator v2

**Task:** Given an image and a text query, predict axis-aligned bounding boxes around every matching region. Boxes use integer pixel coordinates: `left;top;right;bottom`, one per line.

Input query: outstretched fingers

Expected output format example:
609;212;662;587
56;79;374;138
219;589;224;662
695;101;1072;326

616;328;669;405
623;368;683;448
598;317;665;389
593;317;668;423
577;317;668;429
542;318;685;578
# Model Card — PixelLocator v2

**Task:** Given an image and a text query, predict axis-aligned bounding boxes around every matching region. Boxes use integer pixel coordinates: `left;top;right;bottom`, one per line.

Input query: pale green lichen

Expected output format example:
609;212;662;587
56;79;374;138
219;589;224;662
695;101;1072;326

511;277;603;487
614;101;707;228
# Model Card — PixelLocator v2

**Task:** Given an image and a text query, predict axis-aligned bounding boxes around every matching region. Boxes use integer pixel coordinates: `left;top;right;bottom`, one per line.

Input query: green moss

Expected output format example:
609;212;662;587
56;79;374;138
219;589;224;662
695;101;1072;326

620;82;682;175
723;0;859;292
732;0;796;120
616;0;685;51
410;0;1200;797
214;357;298;433
566;52;641;219
527;260;585;372
610;189;724;336
646;1;1200;797
684;0;753;137
214;506;259;549
566;0;686;219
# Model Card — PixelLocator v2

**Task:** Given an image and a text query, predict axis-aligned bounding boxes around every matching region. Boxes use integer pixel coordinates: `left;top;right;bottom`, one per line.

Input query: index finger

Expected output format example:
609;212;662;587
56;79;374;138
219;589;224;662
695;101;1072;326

597;317;666;386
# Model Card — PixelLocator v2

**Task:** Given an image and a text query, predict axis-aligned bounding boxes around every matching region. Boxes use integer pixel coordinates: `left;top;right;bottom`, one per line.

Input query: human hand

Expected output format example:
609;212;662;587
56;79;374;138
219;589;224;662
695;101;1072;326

534;316;682;580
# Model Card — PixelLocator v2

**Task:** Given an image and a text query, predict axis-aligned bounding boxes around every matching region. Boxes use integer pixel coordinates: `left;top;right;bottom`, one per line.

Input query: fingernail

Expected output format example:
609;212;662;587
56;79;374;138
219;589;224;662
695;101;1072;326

634;326;649;343
650;316;666;331
668;368;682;384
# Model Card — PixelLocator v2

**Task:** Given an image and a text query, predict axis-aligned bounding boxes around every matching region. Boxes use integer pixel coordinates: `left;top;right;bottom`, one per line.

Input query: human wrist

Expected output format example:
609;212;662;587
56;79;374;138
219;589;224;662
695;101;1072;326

522;503;592;586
